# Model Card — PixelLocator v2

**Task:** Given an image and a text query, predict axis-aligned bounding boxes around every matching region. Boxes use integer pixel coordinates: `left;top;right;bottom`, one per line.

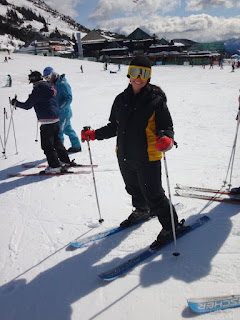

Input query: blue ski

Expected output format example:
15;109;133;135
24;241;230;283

99;216;210;281
188;295;240;313
70;217;155;248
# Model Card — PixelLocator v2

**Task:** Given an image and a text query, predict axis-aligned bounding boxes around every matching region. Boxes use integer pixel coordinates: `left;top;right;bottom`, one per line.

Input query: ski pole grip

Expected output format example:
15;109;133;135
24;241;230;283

159;130;165;138
83;126;91;133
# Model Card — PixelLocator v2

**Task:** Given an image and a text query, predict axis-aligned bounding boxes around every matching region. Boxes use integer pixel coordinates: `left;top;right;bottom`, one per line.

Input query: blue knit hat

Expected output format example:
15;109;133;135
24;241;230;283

43;66;53;77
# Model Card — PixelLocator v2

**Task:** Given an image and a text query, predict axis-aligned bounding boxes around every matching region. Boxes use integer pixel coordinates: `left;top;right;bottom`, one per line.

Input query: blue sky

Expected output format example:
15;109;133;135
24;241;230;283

45;0;240;42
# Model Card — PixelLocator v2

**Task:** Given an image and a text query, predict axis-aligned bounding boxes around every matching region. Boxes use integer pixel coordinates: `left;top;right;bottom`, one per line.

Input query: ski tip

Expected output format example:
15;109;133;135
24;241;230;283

98;273;117;281
187;295;240;313
187;301;204;313
69;242;83;248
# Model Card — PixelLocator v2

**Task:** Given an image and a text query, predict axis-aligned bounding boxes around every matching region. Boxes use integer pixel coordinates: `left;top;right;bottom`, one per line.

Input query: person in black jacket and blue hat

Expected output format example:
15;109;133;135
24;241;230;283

10;71;71;173
81;56;187;249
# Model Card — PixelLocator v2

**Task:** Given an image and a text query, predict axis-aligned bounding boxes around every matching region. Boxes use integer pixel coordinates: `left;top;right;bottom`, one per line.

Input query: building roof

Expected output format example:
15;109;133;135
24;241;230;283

127;27;152;40
158;38;169;45
104;41;122;49
81;30;106;42
189;42;225;52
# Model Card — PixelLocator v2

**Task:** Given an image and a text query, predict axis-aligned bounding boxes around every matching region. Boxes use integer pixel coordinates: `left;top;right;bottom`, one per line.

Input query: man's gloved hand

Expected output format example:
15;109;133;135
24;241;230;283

155;135;173;152
10;98;17;106
236;110;240;120
81;128;95;142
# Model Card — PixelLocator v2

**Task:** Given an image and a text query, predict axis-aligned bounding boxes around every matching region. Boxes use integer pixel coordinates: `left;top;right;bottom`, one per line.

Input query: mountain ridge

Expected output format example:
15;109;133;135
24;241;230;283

0;0;240;56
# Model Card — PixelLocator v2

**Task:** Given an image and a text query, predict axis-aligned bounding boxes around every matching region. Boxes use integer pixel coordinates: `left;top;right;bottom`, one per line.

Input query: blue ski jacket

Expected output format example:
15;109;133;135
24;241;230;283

54;74;72;120
16;81;59;122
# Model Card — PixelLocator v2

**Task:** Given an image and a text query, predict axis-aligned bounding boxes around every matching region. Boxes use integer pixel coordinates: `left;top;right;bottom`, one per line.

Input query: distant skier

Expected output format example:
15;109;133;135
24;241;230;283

43;67;82;153
6;74;12;87
232;62;235;72
80;65;83;73
81;55;188;249
10;71;71;173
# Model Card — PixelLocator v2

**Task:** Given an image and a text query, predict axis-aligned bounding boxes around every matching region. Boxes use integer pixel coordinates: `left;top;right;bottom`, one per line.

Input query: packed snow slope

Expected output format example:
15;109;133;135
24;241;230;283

0;52;240;320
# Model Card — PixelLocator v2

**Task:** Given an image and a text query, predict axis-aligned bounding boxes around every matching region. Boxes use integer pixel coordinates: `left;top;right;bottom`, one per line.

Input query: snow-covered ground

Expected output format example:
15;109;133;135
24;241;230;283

0;52;240;320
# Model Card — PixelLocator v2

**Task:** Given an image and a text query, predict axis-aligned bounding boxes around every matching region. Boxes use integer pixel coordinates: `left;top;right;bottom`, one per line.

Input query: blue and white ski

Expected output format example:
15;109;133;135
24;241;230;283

188;295;240;313
98;216;210;281
70;217;155;248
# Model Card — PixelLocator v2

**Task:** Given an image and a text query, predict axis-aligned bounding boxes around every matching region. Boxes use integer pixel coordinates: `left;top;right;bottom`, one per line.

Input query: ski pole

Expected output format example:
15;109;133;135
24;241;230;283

223;118;240;188
83;126;104;223
0;134;6;158
162;151;179;256
3;107;7;155
6;96;18;154
159;131;179;256
35;120;39;142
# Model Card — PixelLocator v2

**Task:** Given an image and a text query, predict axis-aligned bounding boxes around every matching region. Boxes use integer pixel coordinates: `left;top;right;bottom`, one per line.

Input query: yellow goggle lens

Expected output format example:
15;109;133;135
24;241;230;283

128;65;151;80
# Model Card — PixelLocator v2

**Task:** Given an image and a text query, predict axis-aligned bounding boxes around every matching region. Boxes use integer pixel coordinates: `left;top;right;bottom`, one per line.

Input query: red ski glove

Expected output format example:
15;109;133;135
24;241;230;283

155;136;173;152
81;129;95;142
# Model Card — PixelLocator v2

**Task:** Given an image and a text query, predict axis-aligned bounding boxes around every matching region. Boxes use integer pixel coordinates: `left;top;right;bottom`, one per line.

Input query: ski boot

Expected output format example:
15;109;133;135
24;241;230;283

150;219;190;250
120;208;150;228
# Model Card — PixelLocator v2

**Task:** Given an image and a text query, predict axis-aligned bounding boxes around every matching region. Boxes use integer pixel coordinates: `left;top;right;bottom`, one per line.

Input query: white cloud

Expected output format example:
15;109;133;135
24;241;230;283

89;0;180;20
96;14;240;42
44;0;83;18
186;0;240;11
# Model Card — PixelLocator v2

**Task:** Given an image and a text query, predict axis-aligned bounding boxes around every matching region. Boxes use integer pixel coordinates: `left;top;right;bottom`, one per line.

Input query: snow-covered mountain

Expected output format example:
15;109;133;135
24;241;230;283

0;0;90;51
224;38;240;56
1;0;240;56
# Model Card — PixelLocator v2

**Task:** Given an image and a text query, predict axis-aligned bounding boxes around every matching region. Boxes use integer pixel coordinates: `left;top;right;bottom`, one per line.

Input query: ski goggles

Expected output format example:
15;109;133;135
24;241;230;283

128;65;151;80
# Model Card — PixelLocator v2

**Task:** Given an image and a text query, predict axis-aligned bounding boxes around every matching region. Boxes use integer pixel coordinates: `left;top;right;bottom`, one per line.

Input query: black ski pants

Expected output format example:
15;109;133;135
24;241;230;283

118;157;178;230
40;122;70;168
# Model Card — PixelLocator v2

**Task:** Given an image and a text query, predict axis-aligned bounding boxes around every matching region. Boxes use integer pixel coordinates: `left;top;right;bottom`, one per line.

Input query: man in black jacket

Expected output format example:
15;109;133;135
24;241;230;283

11;71;71;173
81;56;186;249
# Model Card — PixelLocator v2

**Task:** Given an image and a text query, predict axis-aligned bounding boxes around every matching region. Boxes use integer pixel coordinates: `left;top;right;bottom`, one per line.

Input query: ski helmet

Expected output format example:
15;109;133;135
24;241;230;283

28;71;43;84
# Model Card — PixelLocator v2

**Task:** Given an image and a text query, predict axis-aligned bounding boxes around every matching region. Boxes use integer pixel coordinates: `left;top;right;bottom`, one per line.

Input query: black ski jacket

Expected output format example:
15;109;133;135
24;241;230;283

95;83;174;162
16;81;59;122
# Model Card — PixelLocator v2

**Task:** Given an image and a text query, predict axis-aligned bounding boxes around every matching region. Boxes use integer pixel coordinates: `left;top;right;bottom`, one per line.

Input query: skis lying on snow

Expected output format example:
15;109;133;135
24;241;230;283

176;183;235;195
175;189;240;204
188;294;240;313
22;163;98;168
98;215;210;281
70;217;156;248
9;170;91;177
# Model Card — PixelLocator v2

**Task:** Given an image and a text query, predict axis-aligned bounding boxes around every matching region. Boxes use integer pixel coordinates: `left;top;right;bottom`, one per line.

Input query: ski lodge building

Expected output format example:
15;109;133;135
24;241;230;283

19;27;225;66
81;28;225;66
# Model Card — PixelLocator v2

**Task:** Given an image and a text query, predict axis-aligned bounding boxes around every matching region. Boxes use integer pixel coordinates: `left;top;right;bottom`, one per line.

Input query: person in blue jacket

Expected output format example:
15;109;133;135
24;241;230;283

6;74;12;87
10;71;71;173
43;67;81;153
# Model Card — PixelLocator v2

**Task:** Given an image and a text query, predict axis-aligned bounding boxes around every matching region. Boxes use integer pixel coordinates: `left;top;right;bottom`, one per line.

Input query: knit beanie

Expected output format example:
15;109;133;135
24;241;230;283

43;66;58;79
43;66;53;77
130;55;152;68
